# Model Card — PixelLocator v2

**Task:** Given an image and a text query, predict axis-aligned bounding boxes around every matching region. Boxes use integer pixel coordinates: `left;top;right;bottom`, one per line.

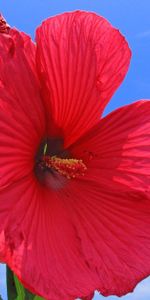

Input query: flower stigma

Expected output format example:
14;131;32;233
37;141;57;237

43;142;48;155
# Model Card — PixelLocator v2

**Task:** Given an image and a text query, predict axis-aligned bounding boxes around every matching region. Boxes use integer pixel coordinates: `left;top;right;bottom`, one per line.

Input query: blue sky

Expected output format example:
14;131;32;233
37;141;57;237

0;0;150;299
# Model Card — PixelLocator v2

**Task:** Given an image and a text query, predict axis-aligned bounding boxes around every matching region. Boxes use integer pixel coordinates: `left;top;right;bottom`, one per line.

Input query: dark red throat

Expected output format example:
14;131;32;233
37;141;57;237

0;14;10;34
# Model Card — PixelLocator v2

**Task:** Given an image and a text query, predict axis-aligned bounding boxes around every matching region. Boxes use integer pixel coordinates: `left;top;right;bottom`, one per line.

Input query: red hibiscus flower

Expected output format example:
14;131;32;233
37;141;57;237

0;10;150;300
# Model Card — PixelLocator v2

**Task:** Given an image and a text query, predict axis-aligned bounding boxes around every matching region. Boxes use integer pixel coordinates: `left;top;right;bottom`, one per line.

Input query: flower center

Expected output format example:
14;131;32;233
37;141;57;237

35;138;87;188
39;155;87;179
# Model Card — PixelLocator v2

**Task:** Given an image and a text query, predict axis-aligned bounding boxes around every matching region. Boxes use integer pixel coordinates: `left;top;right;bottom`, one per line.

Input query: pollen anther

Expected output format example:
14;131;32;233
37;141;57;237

41;155;87;179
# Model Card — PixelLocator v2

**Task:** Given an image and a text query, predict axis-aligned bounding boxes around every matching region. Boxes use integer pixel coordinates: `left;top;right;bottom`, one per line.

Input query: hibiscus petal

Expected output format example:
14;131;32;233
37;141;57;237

70;100;150;191
1;178;98;300
0;29;46;189
82;292;95;300
0;176;34;258
2;100;150;299
36;11;131;146
67;100;150;296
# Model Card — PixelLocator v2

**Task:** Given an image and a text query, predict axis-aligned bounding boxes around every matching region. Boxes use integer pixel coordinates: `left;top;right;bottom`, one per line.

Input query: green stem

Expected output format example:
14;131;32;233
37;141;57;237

6;266;17;300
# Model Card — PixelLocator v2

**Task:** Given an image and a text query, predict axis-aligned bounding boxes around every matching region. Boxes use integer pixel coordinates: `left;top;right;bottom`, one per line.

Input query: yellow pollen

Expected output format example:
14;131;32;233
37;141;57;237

42;155;87;179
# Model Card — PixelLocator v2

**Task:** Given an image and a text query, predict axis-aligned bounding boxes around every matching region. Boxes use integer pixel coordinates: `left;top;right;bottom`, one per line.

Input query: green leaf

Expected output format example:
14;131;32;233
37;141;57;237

7;266;45;300
24;289;45;299
25;290;35;300
13;275;25;300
